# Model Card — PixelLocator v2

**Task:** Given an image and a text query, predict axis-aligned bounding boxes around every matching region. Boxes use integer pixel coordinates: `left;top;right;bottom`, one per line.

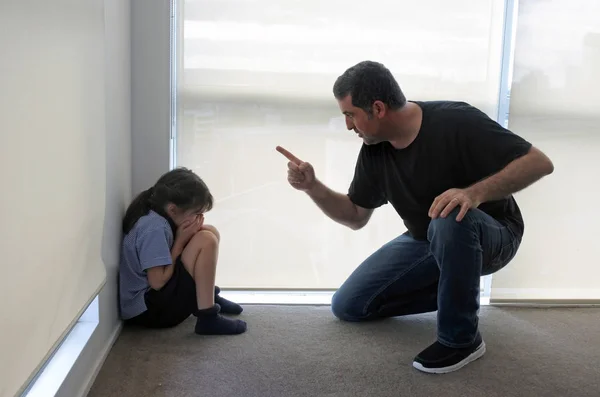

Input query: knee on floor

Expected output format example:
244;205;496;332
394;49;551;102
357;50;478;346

330;292;368;322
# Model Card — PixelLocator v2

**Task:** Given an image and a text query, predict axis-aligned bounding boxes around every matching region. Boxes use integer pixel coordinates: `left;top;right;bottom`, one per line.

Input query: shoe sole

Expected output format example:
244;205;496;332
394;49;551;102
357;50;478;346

412;341;486;374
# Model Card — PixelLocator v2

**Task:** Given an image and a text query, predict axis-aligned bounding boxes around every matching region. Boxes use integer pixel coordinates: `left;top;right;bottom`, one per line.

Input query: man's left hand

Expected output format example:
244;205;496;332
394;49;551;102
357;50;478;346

429;188;481;222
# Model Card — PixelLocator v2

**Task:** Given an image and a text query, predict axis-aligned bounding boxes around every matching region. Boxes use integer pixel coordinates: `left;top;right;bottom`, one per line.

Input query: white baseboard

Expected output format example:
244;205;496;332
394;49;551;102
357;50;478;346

219;290;335;305
491;288;600;303
75;322;123;397
219;291;491;306
490;301;600;307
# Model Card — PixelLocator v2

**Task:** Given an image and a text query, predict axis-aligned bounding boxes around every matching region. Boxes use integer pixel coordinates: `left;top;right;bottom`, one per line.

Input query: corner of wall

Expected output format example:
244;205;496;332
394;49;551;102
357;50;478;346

131;0;172;195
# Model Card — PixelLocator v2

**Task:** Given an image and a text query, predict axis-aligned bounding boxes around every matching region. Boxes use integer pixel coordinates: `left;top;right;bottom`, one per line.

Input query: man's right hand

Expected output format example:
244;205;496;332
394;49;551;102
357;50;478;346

276;146;317;192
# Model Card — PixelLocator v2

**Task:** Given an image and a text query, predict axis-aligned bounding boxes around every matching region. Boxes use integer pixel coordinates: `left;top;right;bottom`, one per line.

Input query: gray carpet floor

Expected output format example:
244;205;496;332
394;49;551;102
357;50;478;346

89;306;600;397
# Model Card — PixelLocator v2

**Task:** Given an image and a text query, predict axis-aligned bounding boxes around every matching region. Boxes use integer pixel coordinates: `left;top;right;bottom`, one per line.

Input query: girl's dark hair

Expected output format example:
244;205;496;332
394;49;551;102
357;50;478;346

122;167;214;235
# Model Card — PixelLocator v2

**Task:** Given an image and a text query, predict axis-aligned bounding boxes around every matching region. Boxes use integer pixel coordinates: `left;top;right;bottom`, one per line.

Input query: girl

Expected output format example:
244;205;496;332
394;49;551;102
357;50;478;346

119;167;246;335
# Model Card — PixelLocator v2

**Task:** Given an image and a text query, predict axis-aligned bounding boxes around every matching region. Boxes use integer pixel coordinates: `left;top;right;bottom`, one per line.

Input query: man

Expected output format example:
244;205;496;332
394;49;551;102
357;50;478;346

276;60;554;374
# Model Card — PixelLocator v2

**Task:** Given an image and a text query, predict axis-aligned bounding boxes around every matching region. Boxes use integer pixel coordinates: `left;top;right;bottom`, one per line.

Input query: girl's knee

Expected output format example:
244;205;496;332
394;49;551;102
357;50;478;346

181;230;219;265
201;225;220;242
191;229;219;248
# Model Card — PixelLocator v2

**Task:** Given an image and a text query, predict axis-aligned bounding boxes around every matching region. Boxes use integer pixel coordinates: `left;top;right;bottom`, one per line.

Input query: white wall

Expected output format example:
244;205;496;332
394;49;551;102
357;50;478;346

56;1;132;395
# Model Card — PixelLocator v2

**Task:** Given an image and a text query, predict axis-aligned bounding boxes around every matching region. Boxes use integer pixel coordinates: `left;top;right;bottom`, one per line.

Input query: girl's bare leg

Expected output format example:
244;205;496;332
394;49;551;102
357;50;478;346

197;225;243;314
181;230;246;335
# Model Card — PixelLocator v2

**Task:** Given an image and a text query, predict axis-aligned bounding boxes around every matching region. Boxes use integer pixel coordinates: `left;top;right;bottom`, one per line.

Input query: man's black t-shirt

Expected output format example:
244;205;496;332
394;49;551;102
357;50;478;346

347;101;532;241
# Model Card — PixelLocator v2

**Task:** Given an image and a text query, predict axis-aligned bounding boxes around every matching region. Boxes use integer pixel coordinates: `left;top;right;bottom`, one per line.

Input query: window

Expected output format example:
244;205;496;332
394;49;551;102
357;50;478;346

173;0;511;295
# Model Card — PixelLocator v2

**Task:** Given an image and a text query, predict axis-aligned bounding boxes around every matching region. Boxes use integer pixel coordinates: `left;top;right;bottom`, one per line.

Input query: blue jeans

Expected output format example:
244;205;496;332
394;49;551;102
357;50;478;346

331;207;521;348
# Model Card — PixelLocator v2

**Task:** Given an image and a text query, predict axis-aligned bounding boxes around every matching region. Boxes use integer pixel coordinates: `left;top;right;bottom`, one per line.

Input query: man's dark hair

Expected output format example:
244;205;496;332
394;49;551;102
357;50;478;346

333;61;407;113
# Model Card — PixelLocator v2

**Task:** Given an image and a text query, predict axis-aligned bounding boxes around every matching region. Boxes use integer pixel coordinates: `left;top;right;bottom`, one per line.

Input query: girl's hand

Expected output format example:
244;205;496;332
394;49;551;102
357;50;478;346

175;216;202;247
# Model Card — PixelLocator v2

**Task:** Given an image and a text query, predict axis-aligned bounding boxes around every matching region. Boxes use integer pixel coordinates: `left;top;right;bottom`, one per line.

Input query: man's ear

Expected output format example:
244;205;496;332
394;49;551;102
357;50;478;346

372;100;386;118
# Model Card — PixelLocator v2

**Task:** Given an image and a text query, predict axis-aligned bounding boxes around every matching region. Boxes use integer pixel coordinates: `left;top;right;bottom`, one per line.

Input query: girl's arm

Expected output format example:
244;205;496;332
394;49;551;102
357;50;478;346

146;240;185;290
146;265;173;290
144;218;203;290
171;239;186;264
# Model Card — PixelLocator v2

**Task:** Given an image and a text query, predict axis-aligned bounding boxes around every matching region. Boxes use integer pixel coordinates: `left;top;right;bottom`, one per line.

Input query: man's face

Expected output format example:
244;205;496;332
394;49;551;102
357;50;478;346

337;95;383;145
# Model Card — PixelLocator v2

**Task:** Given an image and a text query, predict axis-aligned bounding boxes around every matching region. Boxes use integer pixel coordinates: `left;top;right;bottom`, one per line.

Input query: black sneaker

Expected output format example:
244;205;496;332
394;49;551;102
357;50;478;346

412;333;486;374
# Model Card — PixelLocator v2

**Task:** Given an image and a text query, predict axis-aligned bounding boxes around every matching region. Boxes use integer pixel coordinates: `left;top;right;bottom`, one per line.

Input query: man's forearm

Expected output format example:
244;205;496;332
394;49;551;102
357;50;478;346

306;180;364;229
467;147;554;204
